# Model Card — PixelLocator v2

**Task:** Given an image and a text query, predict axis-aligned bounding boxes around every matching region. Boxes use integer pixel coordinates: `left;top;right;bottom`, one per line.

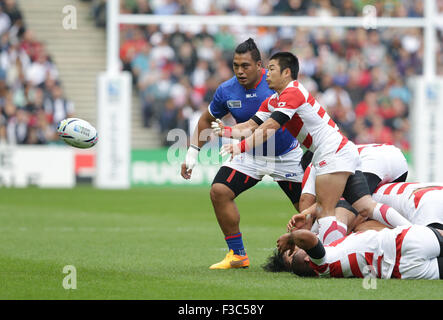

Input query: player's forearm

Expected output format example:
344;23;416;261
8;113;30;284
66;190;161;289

241;118;280;152
191;110;214;149
223;119;259;139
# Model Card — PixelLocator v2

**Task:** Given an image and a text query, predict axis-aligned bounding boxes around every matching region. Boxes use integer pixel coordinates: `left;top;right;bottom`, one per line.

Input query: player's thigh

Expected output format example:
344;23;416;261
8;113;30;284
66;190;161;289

277;181;302;208
211;166;259;199
315;172;351;212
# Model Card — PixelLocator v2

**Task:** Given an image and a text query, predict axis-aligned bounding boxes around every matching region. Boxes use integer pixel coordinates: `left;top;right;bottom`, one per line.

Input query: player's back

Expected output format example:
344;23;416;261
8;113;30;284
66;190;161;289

271;81;347;153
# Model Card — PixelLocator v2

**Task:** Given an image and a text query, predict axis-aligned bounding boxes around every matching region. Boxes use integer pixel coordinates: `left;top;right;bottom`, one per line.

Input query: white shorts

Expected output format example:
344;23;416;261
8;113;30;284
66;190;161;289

224;147;304;182
397;225;440;279
312;140;361;176
413;190;443;226
360;144;408;184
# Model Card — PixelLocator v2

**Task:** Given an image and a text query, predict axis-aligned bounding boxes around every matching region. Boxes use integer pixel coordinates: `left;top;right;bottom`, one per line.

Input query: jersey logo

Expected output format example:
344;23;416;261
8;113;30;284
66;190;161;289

278;102;287;107
227;100;242;108
246;93;257;98
318;160;327;168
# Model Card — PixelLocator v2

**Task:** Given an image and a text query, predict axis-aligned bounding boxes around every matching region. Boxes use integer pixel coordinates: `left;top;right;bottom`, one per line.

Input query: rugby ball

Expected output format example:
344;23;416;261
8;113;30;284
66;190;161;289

57;118;98;149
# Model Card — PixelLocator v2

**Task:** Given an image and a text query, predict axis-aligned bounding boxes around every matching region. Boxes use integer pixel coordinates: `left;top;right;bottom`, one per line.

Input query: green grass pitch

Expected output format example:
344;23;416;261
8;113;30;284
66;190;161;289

0;186;441;300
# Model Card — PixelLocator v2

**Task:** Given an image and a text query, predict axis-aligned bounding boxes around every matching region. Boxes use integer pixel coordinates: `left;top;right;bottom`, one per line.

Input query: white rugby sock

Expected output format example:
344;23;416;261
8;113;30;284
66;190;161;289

371;203;412;228
318;216;347;245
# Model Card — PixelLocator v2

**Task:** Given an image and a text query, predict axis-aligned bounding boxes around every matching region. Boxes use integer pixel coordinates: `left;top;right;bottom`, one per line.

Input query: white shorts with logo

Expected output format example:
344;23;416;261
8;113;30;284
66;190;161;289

312;139;361;176
224;147;304;182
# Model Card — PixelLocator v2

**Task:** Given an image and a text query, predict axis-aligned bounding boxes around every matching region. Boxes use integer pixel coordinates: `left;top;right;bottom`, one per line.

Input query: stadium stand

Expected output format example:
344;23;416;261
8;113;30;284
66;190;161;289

0;0;74;145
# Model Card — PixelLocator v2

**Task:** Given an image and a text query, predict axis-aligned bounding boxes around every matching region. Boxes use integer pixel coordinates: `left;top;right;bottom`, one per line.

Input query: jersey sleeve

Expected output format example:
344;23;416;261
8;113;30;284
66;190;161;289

208;86;229;119
273;87;307;119
254;97;272;122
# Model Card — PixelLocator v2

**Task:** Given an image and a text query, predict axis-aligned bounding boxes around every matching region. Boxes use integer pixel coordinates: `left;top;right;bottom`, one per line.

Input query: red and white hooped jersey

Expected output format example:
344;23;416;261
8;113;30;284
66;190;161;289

372;182;443;226
309;225;440;279
255;80;347;153
301;143;408;197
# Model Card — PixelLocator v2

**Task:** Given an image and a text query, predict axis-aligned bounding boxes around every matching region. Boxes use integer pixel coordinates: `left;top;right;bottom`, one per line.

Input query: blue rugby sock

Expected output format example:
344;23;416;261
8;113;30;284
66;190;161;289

225;232;246;256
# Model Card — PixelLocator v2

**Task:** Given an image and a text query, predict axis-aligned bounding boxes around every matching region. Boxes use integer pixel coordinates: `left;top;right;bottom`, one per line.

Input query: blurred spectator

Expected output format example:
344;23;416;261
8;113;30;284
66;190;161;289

0;0;71;146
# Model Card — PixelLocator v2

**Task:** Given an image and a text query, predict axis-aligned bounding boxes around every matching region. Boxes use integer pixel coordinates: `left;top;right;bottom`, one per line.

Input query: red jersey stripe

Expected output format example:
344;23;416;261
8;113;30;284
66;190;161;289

413;186;443;208
348;253;364;278
329;260;344;278
309;261;328;274
335;135;348;153
307;93;315;106
302;164;312;190
302;134;313;149
317;107;326;118
391;227;411;279
377;255;383;278
379;204;394;227
397;182;418;194
383;183;401;195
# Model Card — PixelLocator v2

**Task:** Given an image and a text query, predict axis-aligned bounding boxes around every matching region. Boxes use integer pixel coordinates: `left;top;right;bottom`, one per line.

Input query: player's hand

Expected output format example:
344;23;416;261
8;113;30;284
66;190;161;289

287;213;309;232
211;119;224;137
220;143;240;160
277;233;295;255
181;145;199;180
347;214;368;234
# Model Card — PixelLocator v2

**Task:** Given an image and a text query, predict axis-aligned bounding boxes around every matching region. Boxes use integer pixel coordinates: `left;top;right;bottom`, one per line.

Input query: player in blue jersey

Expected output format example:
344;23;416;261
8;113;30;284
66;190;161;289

180;38;304;269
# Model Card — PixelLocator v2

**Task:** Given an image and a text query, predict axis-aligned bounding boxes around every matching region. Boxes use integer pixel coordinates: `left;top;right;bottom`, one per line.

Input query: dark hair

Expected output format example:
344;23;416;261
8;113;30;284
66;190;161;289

235;38;261;62
269;51;299;80
300;150;314;172
262;250;317;277
262;250;291;272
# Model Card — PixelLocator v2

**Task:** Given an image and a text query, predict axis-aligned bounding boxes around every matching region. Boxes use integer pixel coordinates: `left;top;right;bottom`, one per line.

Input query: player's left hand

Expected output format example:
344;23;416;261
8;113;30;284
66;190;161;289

220;143;240;159
277;233;295;255
211;119;224;137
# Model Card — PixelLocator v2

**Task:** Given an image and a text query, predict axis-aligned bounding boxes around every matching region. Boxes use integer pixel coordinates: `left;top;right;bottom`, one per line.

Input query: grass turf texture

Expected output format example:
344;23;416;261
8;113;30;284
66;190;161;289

0;186;441;300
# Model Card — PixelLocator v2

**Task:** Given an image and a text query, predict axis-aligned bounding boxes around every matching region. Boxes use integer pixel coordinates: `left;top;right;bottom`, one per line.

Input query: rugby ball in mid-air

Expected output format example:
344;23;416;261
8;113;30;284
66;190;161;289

57;118;98;149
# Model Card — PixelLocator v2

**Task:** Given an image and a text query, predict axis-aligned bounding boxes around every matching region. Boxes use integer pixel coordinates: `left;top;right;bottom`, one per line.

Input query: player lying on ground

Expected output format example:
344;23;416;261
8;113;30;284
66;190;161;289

271;225;443;279
213;52;408;245
372;182;443;230
181;39;304;269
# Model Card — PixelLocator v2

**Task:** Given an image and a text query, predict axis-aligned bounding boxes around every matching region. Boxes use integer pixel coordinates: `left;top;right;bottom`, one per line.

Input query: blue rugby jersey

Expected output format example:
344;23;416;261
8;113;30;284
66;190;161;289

208;69;299;156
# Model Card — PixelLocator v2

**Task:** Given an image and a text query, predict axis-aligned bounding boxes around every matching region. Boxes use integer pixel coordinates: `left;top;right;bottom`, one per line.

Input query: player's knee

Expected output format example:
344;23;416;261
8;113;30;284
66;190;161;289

210;183;235;203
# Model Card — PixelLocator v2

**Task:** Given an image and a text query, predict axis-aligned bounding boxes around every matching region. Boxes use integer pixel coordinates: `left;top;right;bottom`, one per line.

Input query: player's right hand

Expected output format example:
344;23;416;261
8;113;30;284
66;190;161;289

211;119;224;137
181;145;199;180
287;213;309;231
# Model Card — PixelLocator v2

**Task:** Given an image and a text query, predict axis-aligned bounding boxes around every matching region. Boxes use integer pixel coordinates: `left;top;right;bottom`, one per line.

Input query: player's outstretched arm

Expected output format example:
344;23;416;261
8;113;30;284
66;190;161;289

181;109;215;180
211;118;259;139
220;117;281;158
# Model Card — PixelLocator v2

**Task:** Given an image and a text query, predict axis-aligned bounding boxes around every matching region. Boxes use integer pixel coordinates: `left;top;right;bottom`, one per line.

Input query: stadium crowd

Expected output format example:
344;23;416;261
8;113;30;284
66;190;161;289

0;0;74;145
86;0;443;150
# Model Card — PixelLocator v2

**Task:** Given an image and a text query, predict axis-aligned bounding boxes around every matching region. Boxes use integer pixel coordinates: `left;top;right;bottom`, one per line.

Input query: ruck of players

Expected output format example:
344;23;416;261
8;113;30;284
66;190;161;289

181;38;443;280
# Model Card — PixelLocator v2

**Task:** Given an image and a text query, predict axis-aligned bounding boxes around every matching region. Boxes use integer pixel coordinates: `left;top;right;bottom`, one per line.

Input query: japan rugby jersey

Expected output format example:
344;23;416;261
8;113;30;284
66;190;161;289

255;80;348;153
208;69;299;157
372;182;443;222
309;226;412;279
